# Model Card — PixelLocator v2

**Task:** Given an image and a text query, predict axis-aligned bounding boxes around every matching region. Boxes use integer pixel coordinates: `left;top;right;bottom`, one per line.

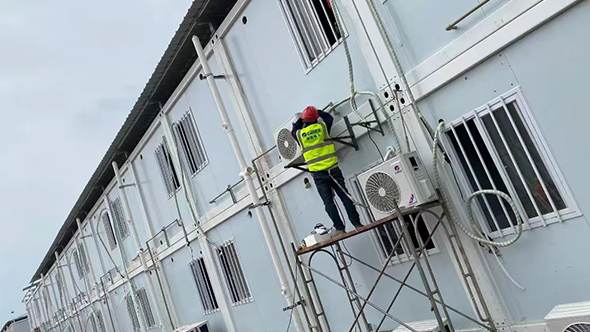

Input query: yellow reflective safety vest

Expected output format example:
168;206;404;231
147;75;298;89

296;122;338;172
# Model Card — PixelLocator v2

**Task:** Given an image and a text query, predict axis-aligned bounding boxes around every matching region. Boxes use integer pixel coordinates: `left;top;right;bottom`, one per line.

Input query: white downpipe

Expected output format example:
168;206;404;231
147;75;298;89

102;194;149;332
88;215;121;332
128;160;180;330
112;161;165;330
75;218;112;332
192;35;305;332
159;113;238;332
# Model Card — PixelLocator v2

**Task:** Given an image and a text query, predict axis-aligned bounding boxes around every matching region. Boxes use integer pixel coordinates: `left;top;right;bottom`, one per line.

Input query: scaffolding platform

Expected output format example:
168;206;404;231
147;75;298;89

297;200;441;255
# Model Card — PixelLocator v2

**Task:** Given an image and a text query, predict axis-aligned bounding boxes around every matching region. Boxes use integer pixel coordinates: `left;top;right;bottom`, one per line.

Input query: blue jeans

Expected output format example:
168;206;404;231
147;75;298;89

312;167;361;231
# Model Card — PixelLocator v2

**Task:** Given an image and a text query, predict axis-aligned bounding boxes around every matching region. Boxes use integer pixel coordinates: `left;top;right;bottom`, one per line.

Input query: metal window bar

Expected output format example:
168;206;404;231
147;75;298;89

72;249;85;279
222;242;248;305
154;144;173;195
499;99;563;222
316;0;339;45
460;116;517;234
173;123;196;174
111;197;130;239
449;125;503;234
285;0;320;63
189;257;219;314
217;246;239;304
301;0;331;51
89;314;98;332
227;242;252;301
78;243;90;275
101;213;118;250
163;140;181;190
179;114;203;171
96;310;106;332
484;103;547;225
187;112;209;170
125;294;140;332
297;0;327;58
137;288;156;328
472;114;532;230
278;0;313;68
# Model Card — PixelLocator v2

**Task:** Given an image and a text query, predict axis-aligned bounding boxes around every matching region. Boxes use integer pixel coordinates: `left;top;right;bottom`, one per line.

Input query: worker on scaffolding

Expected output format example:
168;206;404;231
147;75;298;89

292;106;362;237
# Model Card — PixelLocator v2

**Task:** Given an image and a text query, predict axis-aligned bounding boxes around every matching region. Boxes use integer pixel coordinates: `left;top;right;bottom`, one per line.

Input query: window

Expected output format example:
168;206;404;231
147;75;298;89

125;288;156;331
443;88;577;237
349;175;437;263
279;0;344;70
155;138;181;197
189;257;220;314
101;212;118;250
72;245;89;279
89;311;106;332
216;240;253;305
137;288;156;328
173;110;208;175
110;197;129;240
125;293;140;332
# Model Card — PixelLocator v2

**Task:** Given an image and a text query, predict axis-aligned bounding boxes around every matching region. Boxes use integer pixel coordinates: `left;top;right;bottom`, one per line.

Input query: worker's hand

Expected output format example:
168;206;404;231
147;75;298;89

295;112;303;119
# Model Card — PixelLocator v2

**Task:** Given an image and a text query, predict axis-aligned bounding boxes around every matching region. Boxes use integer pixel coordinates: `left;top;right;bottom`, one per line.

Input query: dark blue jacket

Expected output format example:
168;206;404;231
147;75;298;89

291;110;334;143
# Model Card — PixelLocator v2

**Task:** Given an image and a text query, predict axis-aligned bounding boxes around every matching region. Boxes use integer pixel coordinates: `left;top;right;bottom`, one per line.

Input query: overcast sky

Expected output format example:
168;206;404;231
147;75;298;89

0;0;193;324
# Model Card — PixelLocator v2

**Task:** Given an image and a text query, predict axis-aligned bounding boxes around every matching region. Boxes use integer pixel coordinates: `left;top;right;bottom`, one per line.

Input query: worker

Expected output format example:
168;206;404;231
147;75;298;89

292;106;362;237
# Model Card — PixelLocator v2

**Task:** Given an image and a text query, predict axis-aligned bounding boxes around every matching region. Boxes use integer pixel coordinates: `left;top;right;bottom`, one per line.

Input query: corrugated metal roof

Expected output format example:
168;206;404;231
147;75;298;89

30;0;238;283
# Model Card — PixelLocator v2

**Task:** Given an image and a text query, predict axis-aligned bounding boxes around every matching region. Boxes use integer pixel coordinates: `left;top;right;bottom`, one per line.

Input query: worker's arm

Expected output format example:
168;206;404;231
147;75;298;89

318;110;334;132
291;117;304;142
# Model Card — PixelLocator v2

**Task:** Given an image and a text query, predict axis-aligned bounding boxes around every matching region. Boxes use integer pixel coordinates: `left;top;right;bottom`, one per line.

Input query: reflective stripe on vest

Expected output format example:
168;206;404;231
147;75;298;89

296;122;338;172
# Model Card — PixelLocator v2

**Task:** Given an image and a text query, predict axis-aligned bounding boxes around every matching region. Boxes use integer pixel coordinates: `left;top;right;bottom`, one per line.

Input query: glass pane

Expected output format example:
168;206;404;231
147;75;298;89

506;102;566;211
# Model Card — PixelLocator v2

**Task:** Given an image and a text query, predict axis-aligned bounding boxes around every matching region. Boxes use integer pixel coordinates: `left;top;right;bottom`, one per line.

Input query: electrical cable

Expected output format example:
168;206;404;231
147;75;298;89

366;127;384;160
432;121;523;247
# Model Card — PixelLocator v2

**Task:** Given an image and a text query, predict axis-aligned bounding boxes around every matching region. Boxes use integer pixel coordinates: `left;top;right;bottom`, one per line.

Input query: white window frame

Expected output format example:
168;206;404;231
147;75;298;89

441;87;580;238
173;109;209;177
347;171;439;266
189;256;220;315
216;239;254;306
278;0;347;72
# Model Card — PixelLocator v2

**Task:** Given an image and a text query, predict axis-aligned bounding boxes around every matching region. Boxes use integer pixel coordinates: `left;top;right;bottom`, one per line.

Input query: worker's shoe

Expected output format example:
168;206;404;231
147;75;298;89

352;223;363;230
332;229;346;238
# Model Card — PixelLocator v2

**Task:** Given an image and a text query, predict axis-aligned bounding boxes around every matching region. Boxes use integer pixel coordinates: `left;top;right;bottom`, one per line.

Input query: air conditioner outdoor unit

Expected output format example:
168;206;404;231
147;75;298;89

392;318;449;332
173;321;210;332
274;115;304;168
545;302;590;332
357;151;435;221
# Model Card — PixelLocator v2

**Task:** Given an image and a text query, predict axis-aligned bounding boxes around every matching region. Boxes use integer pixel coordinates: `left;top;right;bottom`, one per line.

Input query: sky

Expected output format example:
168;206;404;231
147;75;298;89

0;0;193;324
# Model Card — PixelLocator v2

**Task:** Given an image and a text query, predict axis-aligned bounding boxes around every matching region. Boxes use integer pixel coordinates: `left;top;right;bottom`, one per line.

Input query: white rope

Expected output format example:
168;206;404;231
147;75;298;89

433;121;523;247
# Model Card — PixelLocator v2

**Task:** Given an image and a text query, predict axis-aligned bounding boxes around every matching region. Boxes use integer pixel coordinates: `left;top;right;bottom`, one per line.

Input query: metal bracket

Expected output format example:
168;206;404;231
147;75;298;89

199;73;226;80
249;201;270;209
282;300;305;311
209;179;244;204
118;183;136;189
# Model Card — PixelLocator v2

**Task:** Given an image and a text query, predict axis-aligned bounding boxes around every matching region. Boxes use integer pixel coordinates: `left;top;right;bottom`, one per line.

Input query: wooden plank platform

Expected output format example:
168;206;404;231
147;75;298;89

297;200;440;255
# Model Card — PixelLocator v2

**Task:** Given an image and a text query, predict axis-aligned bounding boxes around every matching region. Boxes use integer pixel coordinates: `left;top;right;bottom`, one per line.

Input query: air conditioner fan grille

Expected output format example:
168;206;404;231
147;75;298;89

364;171;400;212
564;323;590;332
277;128;298;160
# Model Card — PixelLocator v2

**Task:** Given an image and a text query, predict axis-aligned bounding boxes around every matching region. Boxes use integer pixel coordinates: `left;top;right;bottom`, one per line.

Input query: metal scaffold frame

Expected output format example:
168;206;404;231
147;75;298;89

291;200;497;332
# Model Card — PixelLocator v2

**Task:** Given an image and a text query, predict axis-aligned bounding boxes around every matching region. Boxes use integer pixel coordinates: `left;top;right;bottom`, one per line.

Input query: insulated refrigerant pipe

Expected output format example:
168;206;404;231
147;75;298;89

192;35;306;332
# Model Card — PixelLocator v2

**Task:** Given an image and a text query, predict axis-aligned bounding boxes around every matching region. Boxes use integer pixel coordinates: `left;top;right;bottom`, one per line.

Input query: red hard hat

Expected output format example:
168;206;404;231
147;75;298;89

302;106;319;122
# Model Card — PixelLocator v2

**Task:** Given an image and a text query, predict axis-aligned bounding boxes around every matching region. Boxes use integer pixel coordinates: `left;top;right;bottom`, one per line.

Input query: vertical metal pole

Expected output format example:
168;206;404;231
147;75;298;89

112;161;164;330
88;213;120;332
55;252;82;332
129;160;179;329
193;35;305;332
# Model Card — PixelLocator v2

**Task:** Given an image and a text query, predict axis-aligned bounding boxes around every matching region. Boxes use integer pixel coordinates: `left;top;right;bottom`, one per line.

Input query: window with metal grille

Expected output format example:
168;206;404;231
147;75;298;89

110;197;130;240
216;240;253;305
442;88;577;237
96;310;107;332
101;212;117;250
155;138;181;197
189;257;219;314
173;110;208;176
349;175;437;263
72;246;88;279
125;293;141;332
278;0;344;70
137;288;156;328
